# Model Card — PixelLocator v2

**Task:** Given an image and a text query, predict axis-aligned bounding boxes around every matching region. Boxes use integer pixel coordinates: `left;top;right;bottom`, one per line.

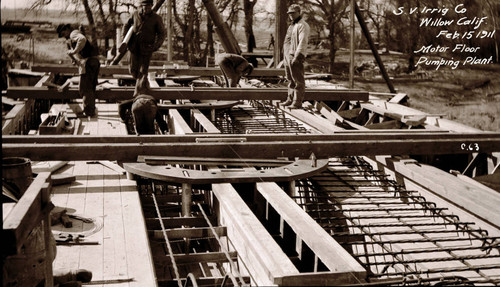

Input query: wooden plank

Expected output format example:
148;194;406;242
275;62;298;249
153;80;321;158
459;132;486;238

102;164;129;285
387;158;500;230
281;105;343;133
256;182;366;280
5;86;369;102
212;183;298;286
120;176;156;286
156;251;238;265
191;109;220;133
3;172;51;254
149;226;226;239
145;216;211;229
79;163;105;281
168;109;193;135
31;64;286;77
157;101;239;110
277;271;367;286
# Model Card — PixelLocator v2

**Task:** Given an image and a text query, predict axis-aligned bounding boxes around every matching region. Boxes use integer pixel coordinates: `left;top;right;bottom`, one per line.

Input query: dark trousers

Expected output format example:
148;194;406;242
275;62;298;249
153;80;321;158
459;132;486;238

80;57;100;116
284;54;305;104
129;51;152;80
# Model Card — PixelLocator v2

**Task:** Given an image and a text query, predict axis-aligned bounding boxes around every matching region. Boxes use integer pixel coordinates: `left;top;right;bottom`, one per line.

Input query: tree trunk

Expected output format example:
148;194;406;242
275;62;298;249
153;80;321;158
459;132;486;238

328;19;337;73
82;0;98;50
243;0;256;53
186;0;195;65
95;0;109;52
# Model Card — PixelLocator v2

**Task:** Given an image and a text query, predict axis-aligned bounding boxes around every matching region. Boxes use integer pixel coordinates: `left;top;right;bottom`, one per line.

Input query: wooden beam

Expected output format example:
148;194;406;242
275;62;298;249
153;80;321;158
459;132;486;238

256;182;366;283
8;131;487;144
5;87;369;102
156;251;238;264
31;64;285;77
3;172;52;255
191;109;220;133
4;132;500;161
168;109;193;135
376;157;500;230
212;183;298;286
145;216;212;229
149;226;227;240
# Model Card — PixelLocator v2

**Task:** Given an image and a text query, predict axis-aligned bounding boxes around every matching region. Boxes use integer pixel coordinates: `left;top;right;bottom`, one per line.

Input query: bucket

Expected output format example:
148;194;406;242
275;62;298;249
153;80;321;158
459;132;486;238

2;157;33;199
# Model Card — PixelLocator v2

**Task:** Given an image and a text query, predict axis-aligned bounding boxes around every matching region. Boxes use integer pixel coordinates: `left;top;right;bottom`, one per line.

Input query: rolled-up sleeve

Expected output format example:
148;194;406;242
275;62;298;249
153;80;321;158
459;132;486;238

69;31;87;55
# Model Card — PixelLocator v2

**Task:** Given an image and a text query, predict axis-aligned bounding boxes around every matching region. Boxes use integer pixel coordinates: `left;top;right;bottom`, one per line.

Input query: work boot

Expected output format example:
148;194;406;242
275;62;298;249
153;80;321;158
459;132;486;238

290;101;302;109
59;282;82;287
281;99;293;106
54;269;92;284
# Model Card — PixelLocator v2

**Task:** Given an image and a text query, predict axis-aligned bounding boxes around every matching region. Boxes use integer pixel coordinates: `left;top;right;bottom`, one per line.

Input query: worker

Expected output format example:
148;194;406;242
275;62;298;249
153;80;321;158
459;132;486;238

57;23;100;117
123;0;166;93
215;53;254;87
268;33;275;50
281;4;310;109
118;76;168;135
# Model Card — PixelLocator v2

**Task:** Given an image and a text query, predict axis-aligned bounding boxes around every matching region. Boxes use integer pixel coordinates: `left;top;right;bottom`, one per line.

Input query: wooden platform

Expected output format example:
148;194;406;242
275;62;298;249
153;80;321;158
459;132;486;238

48;103;156;286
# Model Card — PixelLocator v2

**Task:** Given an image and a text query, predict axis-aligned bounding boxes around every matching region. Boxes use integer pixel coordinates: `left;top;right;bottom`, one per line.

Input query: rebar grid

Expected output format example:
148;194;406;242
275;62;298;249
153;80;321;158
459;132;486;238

213;101;309;134
294;156;500;286
135;176;246;285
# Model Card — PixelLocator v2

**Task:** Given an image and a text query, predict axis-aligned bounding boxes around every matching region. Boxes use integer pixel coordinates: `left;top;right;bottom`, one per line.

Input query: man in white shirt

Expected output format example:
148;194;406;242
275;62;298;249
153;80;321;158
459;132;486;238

57;24;101;117
281;4;310;109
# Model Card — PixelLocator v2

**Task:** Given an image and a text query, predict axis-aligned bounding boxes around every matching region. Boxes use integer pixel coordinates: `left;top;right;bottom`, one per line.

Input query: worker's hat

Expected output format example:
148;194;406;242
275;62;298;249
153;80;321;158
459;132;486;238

56;24;71;37
287;4;301;14
140;0;153;5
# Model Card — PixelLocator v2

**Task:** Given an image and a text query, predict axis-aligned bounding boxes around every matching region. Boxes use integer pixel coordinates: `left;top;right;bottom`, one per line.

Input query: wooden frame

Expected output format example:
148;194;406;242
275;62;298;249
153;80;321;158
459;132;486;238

3;172;54;286
4;87;369;101
31;64;286;77
3;132;500;161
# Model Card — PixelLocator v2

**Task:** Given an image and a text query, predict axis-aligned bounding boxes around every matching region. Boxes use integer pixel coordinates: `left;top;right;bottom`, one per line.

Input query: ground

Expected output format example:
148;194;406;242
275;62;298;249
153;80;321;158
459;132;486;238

2;32;499;132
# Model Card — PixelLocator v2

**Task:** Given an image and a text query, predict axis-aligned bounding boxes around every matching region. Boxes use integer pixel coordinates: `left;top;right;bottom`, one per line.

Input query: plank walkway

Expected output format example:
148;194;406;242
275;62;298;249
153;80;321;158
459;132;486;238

50;103;156;286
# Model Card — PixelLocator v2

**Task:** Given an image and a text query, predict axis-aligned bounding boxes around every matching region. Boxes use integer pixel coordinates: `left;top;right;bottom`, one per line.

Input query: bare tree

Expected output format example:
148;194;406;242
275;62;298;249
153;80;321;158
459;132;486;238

308;0;349;73
243;0;257;52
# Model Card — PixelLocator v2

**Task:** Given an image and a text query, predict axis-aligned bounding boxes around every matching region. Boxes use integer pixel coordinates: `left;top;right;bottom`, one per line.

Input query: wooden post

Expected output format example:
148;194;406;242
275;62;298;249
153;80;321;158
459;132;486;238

202;0;241;55
182;183;192;216
349;0;355;89
274;0;287;67
354;2;396;93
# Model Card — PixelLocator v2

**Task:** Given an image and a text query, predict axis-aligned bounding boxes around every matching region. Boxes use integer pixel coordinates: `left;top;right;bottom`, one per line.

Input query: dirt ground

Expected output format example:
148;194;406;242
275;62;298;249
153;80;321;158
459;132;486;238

324;50;500;132
3;34;499;132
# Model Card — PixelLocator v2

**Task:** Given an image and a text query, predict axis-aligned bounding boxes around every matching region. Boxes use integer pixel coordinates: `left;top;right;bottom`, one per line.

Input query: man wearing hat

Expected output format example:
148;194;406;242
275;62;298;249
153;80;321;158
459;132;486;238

282;4;310;109
123;0;166;94
215;53;254;87
57;23;100;117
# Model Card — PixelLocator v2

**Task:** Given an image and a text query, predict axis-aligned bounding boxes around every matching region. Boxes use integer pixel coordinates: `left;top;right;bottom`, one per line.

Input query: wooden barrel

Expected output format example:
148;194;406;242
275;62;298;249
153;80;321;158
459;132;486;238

2;157;33;199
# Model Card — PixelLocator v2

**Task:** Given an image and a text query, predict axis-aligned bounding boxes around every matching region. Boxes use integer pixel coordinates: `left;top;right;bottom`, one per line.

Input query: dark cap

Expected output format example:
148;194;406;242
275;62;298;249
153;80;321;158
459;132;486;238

140;0;153;5
56;24;71;37
287;4;301;14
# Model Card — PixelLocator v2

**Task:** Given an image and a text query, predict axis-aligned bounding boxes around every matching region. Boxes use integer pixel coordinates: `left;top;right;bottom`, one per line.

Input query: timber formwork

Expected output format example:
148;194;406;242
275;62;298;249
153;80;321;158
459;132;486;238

3;71;500;286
